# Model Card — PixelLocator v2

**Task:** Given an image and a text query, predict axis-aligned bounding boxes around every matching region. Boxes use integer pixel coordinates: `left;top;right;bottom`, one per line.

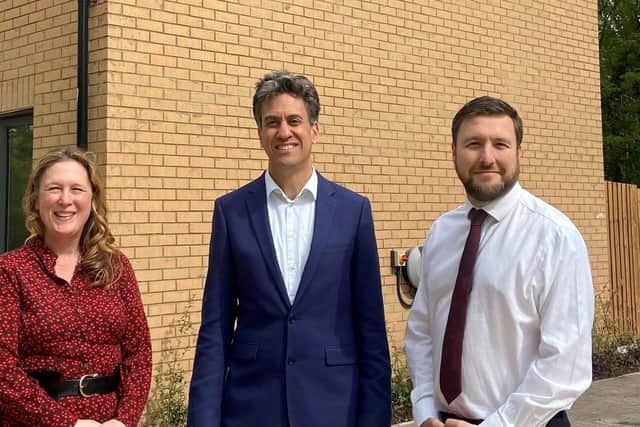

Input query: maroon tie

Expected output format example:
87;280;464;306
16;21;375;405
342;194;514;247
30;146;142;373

440;208;488;404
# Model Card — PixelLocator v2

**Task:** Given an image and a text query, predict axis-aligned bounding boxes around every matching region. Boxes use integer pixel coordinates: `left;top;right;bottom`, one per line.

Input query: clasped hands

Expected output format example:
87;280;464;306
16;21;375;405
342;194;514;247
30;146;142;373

422;417;476;427
74;420;126;427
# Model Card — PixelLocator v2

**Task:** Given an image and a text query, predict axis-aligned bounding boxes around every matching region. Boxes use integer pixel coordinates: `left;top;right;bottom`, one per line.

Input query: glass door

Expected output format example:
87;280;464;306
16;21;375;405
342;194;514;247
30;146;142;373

1;113;33;253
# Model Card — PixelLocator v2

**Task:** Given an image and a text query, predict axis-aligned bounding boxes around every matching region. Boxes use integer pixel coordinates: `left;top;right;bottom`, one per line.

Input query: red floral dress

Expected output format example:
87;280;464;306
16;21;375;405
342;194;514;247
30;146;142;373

0;238;152;427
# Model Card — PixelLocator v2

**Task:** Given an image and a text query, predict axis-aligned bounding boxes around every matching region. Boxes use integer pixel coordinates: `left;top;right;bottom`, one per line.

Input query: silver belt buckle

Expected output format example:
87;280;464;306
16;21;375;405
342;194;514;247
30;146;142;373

79;373;98;397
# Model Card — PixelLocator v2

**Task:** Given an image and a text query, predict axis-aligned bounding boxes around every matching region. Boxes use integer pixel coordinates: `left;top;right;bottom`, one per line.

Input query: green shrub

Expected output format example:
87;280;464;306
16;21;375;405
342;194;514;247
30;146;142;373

391;344;413;424
591;294;640;380
145;305;194;427
147;367;188;427
627;341;640;361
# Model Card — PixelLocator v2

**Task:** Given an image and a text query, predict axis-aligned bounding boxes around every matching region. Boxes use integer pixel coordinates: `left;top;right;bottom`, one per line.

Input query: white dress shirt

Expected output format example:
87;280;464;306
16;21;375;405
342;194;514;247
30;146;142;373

405;182;594;427
265;169;317;304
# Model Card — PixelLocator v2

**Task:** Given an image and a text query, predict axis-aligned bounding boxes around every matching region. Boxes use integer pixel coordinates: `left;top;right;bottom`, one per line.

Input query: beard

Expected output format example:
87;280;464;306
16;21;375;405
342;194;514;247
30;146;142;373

457;162;520;203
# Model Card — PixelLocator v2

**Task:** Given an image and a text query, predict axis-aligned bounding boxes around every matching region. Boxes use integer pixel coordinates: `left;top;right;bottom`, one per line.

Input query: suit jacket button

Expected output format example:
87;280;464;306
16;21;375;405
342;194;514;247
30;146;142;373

287;357;296;365
288;316;296;324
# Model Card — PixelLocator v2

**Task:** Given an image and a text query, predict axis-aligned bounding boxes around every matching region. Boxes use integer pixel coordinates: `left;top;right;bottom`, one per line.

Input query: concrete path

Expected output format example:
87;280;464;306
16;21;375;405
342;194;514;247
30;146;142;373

393;371;640;427
569;371;640;426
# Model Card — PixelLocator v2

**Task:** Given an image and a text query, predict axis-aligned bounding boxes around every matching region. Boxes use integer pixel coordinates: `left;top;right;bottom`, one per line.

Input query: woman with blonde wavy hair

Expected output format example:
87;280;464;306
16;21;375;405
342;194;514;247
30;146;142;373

0;148;151;427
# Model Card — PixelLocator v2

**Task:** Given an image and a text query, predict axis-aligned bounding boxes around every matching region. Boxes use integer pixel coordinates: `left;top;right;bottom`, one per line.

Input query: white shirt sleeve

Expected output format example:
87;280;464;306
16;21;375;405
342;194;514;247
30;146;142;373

480;229;594;427
404;235;439;427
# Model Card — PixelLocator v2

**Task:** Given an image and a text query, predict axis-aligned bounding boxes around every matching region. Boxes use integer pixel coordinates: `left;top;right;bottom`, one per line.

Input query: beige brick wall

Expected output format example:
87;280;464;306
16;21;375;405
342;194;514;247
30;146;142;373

2;0;608;411
0;0;81;158
99;0;607;355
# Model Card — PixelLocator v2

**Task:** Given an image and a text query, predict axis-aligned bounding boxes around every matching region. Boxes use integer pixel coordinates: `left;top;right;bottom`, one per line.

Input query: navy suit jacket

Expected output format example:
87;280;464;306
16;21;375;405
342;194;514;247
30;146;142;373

187;173;391;427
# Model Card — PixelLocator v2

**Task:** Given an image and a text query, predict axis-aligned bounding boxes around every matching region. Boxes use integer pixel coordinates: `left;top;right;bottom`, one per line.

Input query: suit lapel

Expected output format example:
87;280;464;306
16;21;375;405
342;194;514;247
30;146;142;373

293;174;337;305
246;174;291;307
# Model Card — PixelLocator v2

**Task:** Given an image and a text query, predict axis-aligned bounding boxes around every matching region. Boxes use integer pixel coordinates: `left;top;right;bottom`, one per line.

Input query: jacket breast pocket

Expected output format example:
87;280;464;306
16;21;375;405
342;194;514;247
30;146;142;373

231;342;258;361
325;345;357;366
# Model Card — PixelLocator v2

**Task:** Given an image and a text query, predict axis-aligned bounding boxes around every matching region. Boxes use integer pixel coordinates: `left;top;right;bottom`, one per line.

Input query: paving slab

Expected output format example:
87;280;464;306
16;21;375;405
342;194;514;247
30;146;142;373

568;371;640;427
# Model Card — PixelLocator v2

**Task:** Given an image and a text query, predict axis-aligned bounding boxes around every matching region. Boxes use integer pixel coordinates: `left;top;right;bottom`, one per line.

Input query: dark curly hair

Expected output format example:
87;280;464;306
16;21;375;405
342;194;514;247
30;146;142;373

252;70;320;127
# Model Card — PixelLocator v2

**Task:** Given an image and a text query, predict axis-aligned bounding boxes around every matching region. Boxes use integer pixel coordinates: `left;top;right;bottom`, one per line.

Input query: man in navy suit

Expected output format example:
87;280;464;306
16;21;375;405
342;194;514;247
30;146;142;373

187;70;391;427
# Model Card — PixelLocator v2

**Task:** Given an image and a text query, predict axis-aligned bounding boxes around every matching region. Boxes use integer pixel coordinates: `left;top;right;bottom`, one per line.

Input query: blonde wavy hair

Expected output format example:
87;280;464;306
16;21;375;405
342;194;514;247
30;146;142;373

23;148;121;288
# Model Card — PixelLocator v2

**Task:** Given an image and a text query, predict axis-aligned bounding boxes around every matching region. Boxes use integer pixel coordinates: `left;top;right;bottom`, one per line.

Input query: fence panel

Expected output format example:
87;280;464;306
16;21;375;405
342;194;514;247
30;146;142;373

606;181;640;336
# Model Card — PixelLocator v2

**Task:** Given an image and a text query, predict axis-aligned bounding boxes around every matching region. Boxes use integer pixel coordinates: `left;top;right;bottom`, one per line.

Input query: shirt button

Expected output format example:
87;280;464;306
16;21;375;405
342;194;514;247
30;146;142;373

287;357;296;365
74;289;80;296
83;363;89;369
77;308;83;314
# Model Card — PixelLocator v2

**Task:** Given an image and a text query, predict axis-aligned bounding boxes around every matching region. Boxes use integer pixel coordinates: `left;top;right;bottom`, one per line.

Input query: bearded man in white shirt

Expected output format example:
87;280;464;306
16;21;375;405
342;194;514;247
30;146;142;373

405;96;594;427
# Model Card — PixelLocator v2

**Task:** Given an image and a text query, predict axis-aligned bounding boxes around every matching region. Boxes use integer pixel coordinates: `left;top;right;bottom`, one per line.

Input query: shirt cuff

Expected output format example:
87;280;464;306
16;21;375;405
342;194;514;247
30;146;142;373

479;411;506;427
412;396;438;427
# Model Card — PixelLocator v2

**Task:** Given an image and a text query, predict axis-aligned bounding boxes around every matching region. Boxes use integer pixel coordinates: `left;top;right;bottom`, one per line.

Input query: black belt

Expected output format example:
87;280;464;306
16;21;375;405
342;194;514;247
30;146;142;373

439;410;570;426
28;366;120;400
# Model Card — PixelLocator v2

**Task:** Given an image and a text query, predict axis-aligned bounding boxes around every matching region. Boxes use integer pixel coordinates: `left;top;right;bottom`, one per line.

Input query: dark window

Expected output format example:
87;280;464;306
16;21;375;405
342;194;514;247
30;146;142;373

1;113;33;253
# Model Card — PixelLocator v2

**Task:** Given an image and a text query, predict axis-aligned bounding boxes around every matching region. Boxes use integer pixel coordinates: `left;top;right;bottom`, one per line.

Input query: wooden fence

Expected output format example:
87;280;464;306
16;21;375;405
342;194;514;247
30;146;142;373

606;181;640;336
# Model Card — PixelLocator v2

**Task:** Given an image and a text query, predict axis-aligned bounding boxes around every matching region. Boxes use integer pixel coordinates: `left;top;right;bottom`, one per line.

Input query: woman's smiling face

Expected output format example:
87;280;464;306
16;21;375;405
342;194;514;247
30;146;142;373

37;159;93;248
